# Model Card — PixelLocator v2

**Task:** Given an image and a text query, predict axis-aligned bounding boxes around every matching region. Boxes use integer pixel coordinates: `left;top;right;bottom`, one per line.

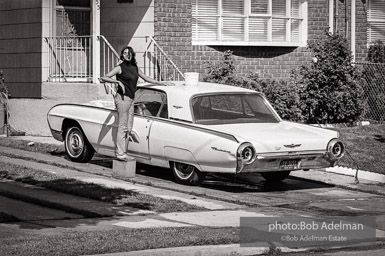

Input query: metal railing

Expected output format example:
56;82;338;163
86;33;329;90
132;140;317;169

45;36;92;82
355;62;385;122
45;35;184;83
144;36;184;81
98;35;120;77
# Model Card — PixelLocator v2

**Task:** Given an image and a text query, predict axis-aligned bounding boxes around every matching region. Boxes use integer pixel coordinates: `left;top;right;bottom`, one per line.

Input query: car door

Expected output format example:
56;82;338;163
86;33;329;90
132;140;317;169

127;88;167;160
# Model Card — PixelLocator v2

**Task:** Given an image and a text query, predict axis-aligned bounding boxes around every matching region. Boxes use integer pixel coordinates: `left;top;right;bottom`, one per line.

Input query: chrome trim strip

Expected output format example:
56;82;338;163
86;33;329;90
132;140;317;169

126;150;151;160
240;153;334;173
49;103;238;143
255;151;327;158
151;116;239;143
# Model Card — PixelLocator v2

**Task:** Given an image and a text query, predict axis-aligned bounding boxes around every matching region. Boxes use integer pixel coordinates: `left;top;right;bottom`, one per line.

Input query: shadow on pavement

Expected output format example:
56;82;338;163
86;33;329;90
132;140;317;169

59;151;334;195
127;162;334;193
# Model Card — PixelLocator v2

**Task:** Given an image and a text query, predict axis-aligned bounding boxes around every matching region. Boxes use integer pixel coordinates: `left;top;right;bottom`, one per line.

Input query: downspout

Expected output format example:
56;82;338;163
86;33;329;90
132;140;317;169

329;0;334;33
335;0;339;32
345;0;349;38
351;0;356;62
92;0;101;83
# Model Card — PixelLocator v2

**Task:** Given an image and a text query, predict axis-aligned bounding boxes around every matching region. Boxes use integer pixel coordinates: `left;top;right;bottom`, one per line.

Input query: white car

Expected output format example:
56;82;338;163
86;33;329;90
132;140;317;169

47;81;344;185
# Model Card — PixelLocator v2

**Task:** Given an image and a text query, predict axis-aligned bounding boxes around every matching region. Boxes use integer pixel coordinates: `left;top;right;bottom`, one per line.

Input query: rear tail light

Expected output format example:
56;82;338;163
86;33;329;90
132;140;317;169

327;139;345;161
236;143;256;172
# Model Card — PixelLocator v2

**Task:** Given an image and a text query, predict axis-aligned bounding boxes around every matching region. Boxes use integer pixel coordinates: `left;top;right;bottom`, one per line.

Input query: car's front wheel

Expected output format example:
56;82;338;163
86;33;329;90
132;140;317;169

261;171;291;182
172;162;206;186
65;125;94;163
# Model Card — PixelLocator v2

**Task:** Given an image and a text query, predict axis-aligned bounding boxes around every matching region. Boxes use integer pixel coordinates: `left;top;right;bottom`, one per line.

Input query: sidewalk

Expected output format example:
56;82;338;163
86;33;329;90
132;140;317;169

1;135;385;256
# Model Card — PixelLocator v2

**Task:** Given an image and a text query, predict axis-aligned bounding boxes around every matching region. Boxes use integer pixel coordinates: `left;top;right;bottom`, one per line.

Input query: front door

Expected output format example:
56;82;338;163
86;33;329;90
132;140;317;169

127;88;168;160
127;116;152;160
52;0;91;81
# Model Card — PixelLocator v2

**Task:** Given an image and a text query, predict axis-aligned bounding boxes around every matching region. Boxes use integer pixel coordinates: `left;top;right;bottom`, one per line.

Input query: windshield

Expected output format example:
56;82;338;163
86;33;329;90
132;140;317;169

192;93;279;125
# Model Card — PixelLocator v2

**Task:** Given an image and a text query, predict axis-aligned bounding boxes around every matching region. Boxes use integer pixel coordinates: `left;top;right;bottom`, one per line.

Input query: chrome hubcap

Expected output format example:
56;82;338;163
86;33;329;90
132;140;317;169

66;128;84;158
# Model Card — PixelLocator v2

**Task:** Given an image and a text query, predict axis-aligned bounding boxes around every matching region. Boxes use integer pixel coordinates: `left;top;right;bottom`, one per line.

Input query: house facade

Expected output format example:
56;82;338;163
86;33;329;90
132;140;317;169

0;0;383;135
155;0;371;79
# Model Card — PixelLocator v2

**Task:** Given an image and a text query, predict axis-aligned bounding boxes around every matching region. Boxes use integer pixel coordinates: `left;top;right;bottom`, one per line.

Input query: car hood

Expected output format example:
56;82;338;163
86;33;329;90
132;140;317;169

210;121;338;153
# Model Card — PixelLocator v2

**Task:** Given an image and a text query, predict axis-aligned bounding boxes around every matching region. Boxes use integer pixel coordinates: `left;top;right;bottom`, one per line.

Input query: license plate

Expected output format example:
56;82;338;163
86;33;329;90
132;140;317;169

279;159;300;170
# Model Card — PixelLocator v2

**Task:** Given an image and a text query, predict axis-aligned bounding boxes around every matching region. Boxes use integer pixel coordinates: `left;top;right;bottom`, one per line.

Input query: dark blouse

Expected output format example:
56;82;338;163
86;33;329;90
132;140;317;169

116;61;139;99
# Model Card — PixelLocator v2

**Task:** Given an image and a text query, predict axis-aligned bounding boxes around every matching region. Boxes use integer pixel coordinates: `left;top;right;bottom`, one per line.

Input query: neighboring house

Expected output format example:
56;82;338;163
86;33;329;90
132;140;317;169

0;0;383;135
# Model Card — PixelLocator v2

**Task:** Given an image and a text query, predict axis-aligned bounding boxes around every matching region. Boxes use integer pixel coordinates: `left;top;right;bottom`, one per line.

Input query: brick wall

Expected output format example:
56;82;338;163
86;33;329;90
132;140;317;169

155;0;368;80
154;0;193;71
355;3;368;62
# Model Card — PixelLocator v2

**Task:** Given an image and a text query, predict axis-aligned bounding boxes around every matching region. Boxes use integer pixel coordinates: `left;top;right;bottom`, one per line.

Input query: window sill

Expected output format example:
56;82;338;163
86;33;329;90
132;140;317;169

192;41;306;47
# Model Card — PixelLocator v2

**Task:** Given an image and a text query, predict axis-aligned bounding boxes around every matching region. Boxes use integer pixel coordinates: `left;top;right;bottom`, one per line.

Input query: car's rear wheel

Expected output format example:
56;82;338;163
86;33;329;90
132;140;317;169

172;162;206;186
65;125;94;163
261;171;291;182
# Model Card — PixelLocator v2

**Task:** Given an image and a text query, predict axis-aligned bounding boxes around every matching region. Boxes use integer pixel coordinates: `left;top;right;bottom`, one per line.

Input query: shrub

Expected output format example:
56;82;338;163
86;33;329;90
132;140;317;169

367;40;385;63
0;71;9;103
294;32;364;124
204;50;236;84
203;50;262;90
203;50;304;121
259;78;305;122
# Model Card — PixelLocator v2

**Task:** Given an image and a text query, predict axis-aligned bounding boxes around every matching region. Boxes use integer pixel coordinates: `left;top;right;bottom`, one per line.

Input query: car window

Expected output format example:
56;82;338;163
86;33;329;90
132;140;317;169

134;89;168;118
211;95;243;113
192;93;279;124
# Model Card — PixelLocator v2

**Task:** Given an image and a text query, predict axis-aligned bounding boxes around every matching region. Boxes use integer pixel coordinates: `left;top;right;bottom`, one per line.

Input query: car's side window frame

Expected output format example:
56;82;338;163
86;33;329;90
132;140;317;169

134;88;168;119
191;92;281;124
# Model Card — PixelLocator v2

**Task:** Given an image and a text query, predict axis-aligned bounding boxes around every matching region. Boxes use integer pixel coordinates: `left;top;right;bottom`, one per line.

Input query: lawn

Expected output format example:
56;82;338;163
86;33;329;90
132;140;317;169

337;124;385;175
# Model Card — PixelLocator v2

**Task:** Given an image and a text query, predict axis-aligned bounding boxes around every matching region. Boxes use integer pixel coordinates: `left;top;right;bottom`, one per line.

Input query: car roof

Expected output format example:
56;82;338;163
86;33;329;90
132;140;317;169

137;81;262;122
138;81;260;95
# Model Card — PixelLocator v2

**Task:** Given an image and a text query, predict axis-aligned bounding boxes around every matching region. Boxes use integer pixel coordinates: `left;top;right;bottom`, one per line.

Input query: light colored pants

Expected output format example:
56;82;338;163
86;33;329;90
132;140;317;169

114;93;134;156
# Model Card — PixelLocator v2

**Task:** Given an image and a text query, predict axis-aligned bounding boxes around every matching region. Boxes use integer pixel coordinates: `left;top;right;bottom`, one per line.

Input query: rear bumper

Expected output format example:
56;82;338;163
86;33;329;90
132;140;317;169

239;151;336;173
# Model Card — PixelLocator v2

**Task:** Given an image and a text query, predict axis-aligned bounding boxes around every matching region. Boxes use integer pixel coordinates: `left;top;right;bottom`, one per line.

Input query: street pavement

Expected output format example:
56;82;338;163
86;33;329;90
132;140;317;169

1;135;385;256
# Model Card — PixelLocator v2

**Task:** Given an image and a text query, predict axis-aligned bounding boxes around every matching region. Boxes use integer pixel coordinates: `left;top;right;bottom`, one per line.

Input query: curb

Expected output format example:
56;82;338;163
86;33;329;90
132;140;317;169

326;166;385;183
84;243;307;256
290;169;385;196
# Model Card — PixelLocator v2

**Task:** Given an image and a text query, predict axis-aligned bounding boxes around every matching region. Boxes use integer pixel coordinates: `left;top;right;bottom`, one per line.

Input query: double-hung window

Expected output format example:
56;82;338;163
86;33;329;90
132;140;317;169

192;0;308;46
367;0;385;43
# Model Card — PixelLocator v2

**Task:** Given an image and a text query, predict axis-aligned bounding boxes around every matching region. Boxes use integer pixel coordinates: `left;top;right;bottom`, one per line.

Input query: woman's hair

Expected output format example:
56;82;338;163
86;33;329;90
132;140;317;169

120;46;137;65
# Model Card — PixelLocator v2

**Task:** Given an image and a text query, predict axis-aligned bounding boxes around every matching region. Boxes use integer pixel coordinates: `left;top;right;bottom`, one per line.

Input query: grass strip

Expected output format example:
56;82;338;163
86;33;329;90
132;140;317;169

337;124;385;175
0;162;205;213
0;138;64;154
0;188;105;219
0;226;240;256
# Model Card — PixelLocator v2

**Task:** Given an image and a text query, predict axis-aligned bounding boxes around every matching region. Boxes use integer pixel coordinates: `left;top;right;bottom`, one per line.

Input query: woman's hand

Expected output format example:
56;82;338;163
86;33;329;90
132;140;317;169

161;81;175;86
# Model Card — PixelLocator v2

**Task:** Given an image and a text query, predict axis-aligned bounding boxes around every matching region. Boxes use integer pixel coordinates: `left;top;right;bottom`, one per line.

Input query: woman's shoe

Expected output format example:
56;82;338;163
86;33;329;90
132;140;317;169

116;154;130;161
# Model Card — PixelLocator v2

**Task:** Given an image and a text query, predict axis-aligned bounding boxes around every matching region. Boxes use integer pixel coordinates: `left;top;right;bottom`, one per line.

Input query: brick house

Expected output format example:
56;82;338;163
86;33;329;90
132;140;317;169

156;0;376;79
0;0;383;135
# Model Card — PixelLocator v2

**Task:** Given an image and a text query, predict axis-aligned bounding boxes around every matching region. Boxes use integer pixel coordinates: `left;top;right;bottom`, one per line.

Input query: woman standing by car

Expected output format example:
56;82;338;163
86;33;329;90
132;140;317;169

100;46;172;161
